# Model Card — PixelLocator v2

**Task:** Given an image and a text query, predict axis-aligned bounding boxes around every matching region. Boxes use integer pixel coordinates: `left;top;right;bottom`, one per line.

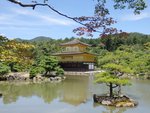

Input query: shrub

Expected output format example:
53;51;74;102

29;67;45;79
0;63;10;75
55;67;64;76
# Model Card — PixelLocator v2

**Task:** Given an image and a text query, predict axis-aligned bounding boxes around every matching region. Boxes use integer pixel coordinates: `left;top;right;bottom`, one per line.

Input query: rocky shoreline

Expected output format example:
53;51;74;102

32;75;66;83
93;94;138;107
0;72;66;83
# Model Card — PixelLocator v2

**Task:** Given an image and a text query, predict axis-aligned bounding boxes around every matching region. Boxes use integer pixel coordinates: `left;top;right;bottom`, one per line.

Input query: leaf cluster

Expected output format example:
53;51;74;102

0;36;35;72
95;72;130;85
30;56;64;78
0;63;10;76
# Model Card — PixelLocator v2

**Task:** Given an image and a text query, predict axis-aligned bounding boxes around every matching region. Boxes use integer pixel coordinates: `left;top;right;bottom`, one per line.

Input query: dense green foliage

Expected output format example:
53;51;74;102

0;35;34;74
94;33;150;96
0;32;150;79
0;63;10;75
0;36;64;77
55;67;64;77
29;56;64;78
29;66;45;78
95;62;132;97
100;33;150;51
98;44;150;77
29;33;150;79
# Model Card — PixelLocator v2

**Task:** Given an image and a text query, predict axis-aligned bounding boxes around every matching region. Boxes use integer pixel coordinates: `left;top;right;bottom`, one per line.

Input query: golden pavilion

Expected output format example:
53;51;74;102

54;39;96;71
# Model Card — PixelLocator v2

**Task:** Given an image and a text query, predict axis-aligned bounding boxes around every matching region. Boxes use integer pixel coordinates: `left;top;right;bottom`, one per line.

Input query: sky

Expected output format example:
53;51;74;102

0;0;150;40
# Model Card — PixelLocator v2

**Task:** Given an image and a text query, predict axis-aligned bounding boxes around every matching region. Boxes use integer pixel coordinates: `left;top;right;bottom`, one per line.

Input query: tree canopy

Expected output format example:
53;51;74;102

0;36;34;63
30;56;64;78
95;53;133;97
0;36;34;72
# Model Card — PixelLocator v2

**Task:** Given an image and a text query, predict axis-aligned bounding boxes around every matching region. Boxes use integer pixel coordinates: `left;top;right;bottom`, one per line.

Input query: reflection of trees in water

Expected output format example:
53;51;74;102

0;82;61;104
0;76;90;105
1;79;149;108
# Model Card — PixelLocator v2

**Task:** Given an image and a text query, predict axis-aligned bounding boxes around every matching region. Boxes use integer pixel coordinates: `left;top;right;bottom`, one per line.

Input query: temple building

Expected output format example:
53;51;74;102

54;39;96;71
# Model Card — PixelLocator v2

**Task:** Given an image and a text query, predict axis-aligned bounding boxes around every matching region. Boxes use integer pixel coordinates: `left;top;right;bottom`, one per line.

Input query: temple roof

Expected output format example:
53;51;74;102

60;39;91;46
54;51;96;56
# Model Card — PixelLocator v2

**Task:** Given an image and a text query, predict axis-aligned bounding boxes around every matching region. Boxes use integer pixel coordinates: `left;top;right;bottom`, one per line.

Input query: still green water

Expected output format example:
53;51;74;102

0;75;150;113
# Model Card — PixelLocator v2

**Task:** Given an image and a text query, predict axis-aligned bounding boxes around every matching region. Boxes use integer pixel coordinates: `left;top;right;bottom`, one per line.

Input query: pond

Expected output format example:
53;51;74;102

0;75;150;113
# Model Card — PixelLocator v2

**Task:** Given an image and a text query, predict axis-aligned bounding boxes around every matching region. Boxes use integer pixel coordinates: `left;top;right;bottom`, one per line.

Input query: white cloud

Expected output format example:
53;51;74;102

10;8;76;26
0;33;6;37
121;12;150;21
39;15;74;26
0;7;76;31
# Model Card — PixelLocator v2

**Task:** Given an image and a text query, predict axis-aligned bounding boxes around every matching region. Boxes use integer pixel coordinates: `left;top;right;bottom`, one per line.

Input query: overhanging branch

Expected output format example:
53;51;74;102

7;0;102;34
8;0;74;19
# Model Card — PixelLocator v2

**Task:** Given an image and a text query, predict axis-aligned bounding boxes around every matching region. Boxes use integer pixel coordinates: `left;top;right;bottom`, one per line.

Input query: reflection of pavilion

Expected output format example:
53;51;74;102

60;76;90;106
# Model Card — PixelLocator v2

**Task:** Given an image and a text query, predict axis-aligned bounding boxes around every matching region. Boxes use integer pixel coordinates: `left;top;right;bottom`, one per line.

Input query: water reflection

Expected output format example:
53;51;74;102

93;102;127;113
0;76;150;113
0;82;60;104
0;75;90;105
60;76;89;106
102;106;127;113
123;80;150;106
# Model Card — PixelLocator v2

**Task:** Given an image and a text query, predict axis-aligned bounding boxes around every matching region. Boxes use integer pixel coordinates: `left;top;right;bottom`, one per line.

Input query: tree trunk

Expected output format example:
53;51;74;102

109;83;113;97
44;71;48;76
9;62;16;72
118;85;121;96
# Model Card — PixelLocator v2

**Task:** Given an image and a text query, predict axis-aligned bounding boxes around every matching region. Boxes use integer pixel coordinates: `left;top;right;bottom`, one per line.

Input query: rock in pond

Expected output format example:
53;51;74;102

33;76;65;83
101;100;112;106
